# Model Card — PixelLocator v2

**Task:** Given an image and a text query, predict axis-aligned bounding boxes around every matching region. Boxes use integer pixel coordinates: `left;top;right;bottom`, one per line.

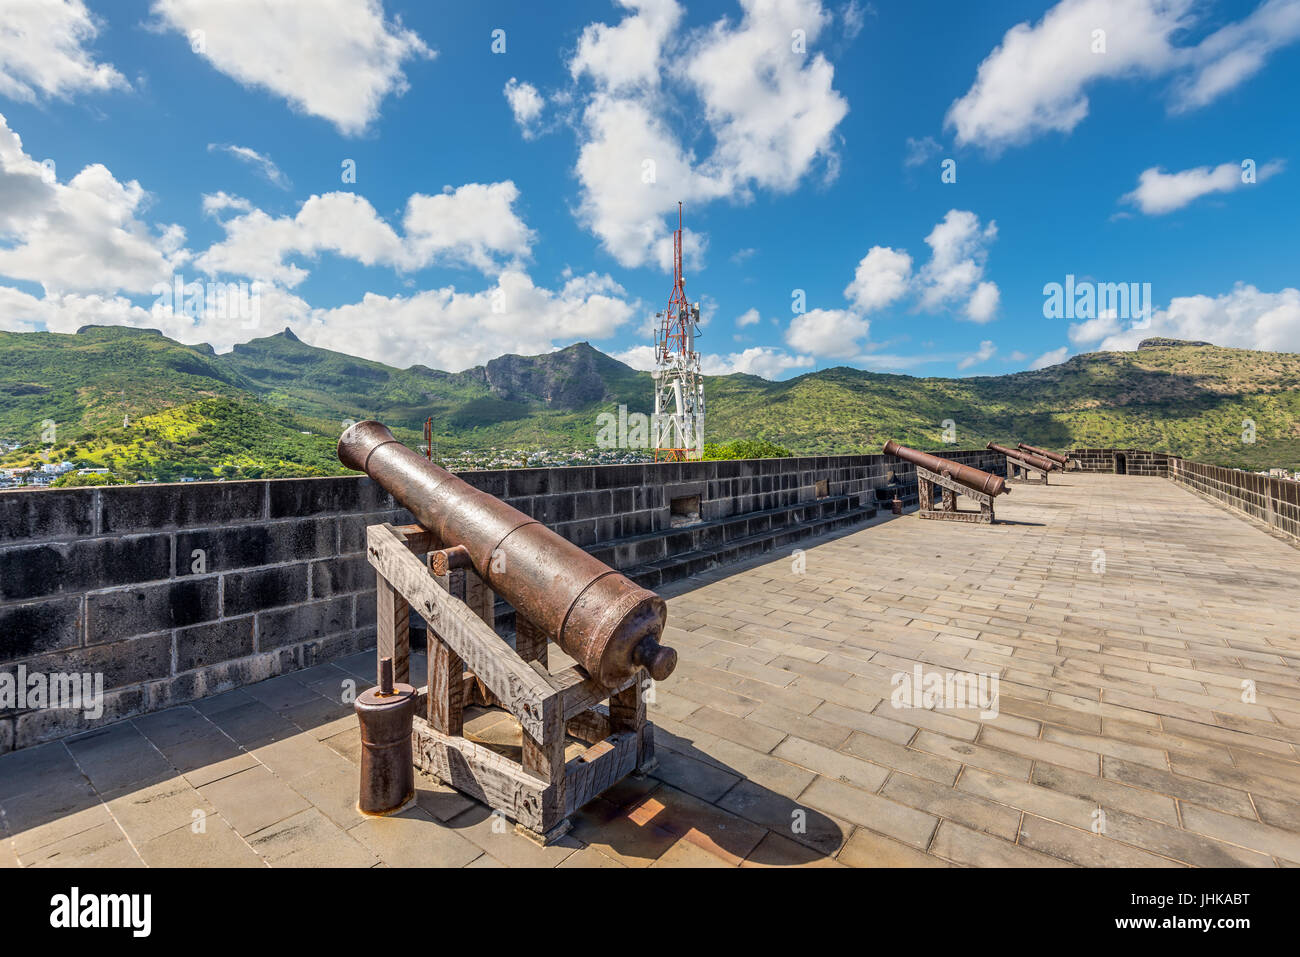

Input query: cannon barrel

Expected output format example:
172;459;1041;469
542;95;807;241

988;442;1056;472
1017;443;1068;467
339;421;676;688
882;440;1007;497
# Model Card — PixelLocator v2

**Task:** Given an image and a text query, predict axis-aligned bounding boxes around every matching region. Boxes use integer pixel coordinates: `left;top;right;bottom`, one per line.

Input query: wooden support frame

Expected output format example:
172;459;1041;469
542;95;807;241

1003;454;1049;485
915;465;995;524
366;521;655;843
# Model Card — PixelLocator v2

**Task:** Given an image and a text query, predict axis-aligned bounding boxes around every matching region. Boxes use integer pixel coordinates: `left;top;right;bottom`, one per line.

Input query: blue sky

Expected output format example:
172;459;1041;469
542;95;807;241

0;0;1297;380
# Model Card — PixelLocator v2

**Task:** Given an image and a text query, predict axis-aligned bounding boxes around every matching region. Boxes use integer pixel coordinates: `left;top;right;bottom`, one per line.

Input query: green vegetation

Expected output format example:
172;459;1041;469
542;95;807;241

702;439;793;460
2;326;1297;481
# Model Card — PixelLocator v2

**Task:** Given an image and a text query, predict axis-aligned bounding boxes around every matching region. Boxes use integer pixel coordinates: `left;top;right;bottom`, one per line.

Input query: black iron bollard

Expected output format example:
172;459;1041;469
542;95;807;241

355;656;416;815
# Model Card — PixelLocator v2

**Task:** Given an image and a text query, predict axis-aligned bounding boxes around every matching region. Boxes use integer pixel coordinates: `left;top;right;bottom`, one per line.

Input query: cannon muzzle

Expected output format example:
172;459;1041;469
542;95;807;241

882;440;1007;497
988;442;1056;472
1017;443;1068;467
339;421;676;688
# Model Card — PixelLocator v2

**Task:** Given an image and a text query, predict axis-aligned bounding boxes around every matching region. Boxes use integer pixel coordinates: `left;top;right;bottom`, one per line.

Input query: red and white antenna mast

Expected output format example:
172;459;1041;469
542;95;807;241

653;202;704;462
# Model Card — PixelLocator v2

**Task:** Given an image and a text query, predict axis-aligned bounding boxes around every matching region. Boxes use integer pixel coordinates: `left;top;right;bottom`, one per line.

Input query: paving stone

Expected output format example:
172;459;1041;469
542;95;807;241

347;804;482;868
248;808;378;867
798;775;938;849
625;784;767;866
1179;803;1300;865
197;765;311;836
1017;815;1184;867
930;821;1072;868
105;776;214;845
715;778;848;857
445;804;581;867
835;828;951;867
556;846;626;868
23;819;140;867
136;813;264;867
881;771;1021;841
1099;808;1273;868
0;741;84;802
65;723;174;794
774;735;891;792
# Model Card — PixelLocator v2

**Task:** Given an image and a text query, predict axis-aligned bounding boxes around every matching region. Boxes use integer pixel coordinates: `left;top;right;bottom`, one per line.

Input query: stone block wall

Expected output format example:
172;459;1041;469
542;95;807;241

1068;448;1170;476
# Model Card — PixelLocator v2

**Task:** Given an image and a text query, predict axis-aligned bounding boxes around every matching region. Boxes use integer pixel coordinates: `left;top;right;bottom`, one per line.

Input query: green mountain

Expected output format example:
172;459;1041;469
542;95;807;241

1;324;1297;481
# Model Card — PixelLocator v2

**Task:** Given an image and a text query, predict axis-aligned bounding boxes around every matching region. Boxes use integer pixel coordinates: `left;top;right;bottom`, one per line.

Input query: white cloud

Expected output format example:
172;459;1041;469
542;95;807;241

785;308;870;357
150;0;432;135
1096;283;1300;352
0;0;127;102
946;0;1300;151
702;346;814;379
957;339;996;370
1121;159;1283;215
684;0;848;193
504;78;544;137
201;191;252;217
196;182;533;284
735;307;761;327
1068;312;1121;344
1029;346;1070;369
1169;0;1300;112
917;209;999;322
208;143;290;189
844;246;912;313
966;280;1000;322
567;0;849;267
286;269;636;370
903;135;941;168
0;113;188;296
842;1;868;40
571;0;681;91
612;344;658;370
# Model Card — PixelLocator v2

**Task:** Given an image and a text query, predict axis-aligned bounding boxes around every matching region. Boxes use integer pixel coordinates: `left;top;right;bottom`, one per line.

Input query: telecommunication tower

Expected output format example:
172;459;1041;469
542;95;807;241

653;203;704;461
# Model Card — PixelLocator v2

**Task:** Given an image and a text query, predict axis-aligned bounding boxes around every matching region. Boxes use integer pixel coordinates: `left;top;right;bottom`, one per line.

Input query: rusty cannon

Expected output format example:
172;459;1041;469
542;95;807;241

988;441;1055;485
882;439;1007;523
339;419;670;843
988;442;1057;472
339;419;676;688
1018;442;1070;468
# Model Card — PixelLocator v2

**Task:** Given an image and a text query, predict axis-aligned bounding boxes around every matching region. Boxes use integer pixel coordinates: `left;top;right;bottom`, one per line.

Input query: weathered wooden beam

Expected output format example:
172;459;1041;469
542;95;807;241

392;522;437;555
566;704;611;744
375;572;410;686
428;635;463;736
609;669;652;770
563;732;638;816
412;717;549;832
917;465;992;505
515;614;548;667
522;704;566;825
366;523;554;740
552;666;637;721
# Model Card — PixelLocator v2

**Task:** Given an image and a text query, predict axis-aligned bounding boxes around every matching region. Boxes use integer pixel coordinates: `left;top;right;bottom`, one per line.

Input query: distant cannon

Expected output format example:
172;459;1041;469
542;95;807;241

883;439;1006;524
988;442;1057;472
883;440;1007;497
1018;443;1070;469
988;442;1054;485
